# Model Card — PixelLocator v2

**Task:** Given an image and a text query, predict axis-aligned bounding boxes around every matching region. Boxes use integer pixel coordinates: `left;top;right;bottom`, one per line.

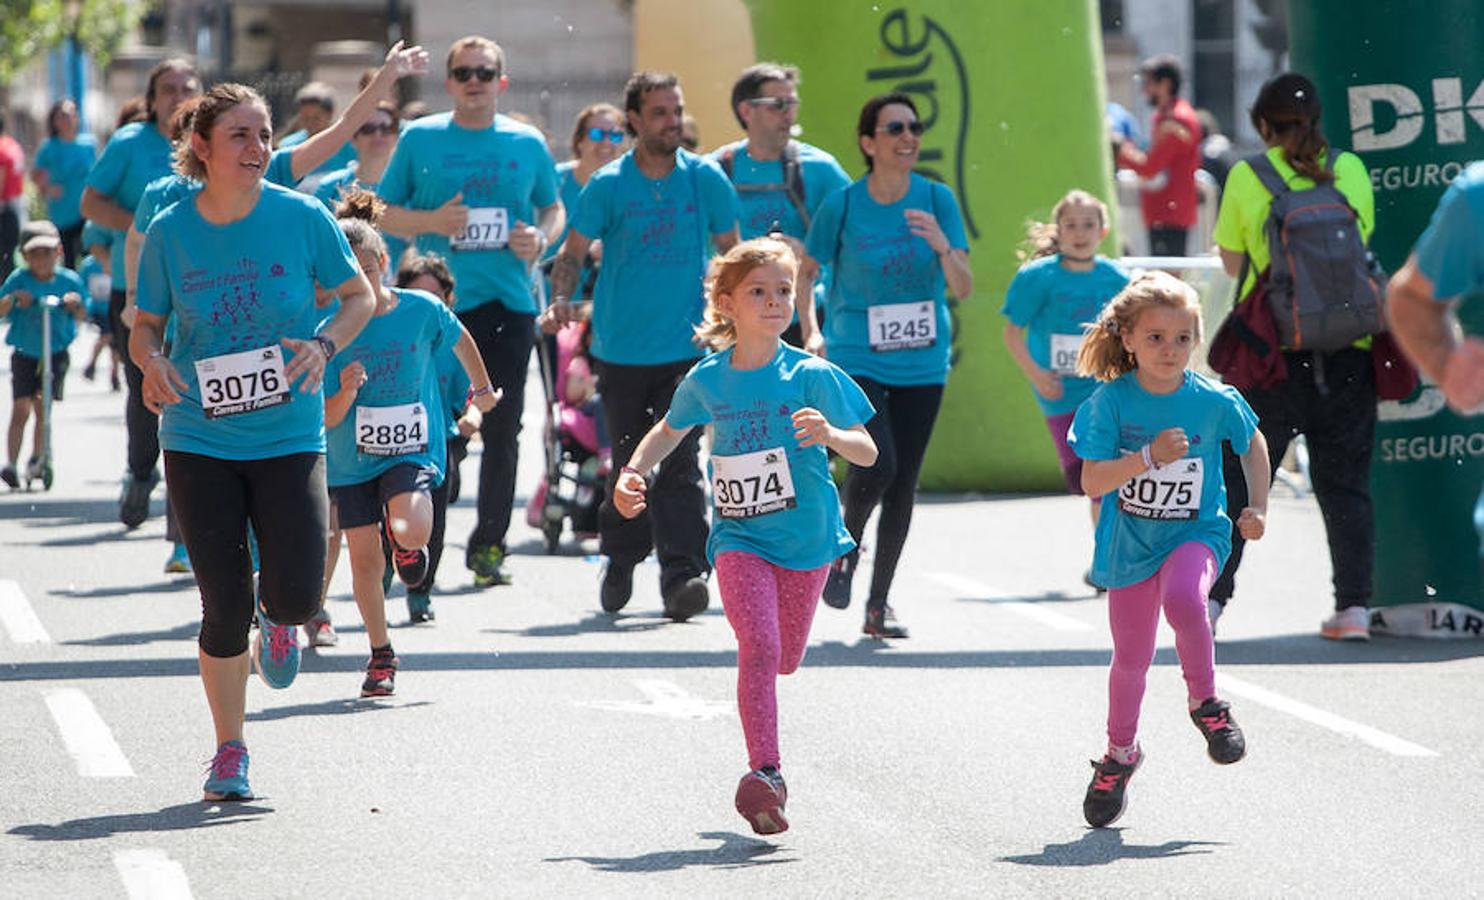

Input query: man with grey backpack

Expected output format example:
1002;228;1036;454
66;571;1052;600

1207;73;1384;641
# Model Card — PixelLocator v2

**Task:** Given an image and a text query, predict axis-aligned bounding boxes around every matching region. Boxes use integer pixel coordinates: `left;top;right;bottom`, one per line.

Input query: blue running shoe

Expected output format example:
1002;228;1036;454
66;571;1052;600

202;740;252;801
406;591;434;624
164;542;192;574
251;598;300;690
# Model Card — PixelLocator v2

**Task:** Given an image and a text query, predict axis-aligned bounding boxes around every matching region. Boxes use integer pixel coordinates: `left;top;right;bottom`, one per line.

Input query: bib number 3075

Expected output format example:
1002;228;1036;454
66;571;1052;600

450;207;509;251
194;345;290;419
712;447;797;519
1118;458;1203;521
868;301;936;352
356;402;428;457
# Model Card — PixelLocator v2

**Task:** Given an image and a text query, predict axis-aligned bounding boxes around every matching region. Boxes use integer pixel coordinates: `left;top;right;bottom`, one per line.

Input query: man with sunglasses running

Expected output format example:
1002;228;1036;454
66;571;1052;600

711;63;849;346
549;71;740;620
378;36;563;587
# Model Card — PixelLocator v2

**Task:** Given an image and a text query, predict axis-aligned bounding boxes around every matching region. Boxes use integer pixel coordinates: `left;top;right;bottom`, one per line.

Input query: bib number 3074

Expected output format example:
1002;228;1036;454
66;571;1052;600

450;207;509;251
356;402;428;457
1118;458;1203;521
194;345;290;419
712;447;797;519
868;301;936;352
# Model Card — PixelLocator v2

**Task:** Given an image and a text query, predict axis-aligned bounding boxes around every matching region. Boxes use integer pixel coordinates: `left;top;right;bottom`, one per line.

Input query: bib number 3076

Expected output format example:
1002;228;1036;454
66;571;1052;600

451;207;509;251
194;345;290;419
868;301;936;352
356;402;428;457
1118;458;1203;521
712;447;797;519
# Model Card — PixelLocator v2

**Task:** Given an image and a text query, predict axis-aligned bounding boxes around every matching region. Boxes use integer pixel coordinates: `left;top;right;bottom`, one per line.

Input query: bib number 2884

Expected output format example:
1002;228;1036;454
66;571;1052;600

194;345;290;419
356;403;428;457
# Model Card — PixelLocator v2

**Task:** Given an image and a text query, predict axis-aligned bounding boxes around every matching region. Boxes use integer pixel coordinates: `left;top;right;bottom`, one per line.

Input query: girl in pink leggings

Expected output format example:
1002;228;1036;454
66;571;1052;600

615;239;877;835
1068;271;1270;828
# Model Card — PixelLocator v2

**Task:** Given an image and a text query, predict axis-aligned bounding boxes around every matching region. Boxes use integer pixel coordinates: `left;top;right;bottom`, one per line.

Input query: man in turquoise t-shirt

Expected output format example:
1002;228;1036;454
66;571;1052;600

550;70;741;619
378;35;564;588
710;63;850;347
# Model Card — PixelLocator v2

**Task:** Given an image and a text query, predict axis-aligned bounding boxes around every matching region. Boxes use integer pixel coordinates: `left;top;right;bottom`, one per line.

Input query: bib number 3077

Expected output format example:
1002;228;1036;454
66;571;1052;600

712;447;797;519
868;301;936;352
1118;458;1203;521
450;207;509;251
194;345;290;419
356;402;428;457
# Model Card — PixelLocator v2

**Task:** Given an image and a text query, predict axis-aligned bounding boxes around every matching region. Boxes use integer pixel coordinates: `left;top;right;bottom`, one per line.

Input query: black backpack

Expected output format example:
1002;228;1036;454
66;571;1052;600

717;140;811;232
1245;153;1385;351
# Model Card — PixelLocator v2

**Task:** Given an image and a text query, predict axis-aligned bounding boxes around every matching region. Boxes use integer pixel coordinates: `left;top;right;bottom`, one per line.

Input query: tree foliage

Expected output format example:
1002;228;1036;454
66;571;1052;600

0;0;142;85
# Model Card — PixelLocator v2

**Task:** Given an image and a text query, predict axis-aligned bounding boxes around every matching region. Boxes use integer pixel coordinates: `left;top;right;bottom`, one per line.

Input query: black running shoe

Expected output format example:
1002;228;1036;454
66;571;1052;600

0;465;17;489
119;469;159;529
600;558;635;613
662;576;710;622
1083;752;1142;828
822;551;857;609
1190;697;1246;764
862;605;909;639
361;649;399;697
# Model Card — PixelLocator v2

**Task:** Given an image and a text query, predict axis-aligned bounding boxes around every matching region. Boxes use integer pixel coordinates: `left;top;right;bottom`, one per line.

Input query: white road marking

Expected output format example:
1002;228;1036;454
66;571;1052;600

1217;673;1438;758
0;578;50;643
926;571;1094;631
114;849;194;900
44;688;136;777
580;679;733;721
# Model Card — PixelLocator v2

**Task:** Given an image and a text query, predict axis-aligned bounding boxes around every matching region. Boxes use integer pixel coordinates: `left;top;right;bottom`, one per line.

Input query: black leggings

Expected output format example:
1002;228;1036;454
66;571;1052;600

843;377;944;613
108;289;160;480
459;299;535;555
165;451;328;657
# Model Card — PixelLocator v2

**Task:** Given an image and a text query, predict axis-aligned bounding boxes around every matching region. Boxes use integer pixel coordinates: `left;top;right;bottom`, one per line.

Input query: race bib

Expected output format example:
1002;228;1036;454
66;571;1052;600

867;301;937;352
1118;457;1204;521
194;345;290;419
450;207;510;251
712;447;797;519
1050;333;1083;375
87;273;111;303
355;402;429;457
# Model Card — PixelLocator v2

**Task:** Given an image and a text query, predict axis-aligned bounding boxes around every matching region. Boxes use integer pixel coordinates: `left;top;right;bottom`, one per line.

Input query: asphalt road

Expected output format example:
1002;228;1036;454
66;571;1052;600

2;353;1482;898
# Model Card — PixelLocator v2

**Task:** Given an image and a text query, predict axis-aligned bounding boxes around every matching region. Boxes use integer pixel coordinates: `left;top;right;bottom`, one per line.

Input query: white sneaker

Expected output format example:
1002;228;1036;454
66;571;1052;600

1320;606;1370;641
1207;599;1224;636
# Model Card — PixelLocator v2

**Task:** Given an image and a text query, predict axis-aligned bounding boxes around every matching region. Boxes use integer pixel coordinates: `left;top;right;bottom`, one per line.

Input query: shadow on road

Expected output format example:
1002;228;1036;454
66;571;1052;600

62;620;199;646
544;830;792;872
485;611;678;638
51;578;197;600
0;495;166;529
999;828;1224;866
7;801;273;842
246;698;433;722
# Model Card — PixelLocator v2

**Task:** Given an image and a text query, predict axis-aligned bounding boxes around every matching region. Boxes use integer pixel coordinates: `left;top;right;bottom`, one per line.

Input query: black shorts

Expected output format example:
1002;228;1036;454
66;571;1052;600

88;310;112;335
12;351;69;400
329;462;439;529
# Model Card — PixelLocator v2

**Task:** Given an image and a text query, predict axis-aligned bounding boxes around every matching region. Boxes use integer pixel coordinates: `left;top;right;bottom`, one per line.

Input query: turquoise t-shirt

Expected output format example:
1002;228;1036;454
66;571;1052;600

1069;370;1258;589
1413;161;1484;300
665;343;873;569
378;112;559;315
78;254;109;316
136;183;361;460
314;163;409;270
804;175;969;386
278;129;356;180
541;161;597;299
433;344;471;439
708;140;850;241
1001;254;1130;416
324;288;461;487
85;121;175;290
572;149;741;365
1;267;84;356
133;151;299;234
35;135;98;228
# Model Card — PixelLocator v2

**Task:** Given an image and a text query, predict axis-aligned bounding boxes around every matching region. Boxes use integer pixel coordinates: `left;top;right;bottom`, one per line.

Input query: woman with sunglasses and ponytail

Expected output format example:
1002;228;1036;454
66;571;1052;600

797;91;973;638
541;102;627;301
316;101;409;270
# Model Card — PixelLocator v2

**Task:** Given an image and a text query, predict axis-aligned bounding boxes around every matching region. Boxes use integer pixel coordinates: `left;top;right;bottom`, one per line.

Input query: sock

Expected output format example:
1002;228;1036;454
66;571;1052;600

372;643;394;657
1108;743;1140;766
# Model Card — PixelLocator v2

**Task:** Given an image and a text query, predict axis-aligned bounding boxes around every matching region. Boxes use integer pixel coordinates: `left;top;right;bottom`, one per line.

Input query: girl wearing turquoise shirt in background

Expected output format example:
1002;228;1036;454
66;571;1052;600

31;100;97;269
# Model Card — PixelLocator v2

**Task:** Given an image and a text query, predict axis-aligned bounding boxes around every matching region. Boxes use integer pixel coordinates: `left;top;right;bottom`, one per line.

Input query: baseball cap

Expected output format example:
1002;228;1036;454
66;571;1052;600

20;220;62;253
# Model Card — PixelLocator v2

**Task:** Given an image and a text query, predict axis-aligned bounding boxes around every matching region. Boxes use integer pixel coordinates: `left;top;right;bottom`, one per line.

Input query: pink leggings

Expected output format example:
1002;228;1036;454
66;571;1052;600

1106;542;1218;747
715;551;830;771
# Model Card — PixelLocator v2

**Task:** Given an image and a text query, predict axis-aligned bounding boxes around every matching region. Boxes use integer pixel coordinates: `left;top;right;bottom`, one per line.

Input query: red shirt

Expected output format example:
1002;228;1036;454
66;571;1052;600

1120;97;1202;229
0;135;23;202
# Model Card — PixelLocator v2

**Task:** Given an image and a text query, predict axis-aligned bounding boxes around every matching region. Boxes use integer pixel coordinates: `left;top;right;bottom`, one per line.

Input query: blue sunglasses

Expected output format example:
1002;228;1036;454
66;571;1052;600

587;127;625;144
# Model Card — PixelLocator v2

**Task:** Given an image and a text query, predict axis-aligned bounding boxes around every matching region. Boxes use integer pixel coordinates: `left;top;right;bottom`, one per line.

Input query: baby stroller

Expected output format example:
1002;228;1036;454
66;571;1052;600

527;318;610;553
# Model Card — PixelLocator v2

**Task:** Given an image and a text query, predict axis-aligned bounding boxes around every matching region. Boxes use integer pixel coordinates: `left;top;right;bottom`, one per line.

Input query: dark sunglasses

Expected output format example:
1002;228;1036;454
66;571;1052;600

356;123;396;137
587;127;625;144
878;120;925;137
450;66;499;83
747;97;800;112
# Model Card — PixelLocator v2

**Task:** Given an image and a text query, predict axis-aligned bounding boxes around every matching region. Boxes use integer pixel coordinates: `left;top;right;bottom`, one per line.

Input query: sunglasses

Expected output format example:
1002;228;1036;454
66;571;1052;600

587;127;625;144
878;120;925;137
450;66;499;83
356;122;396;137
747;97;800;112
